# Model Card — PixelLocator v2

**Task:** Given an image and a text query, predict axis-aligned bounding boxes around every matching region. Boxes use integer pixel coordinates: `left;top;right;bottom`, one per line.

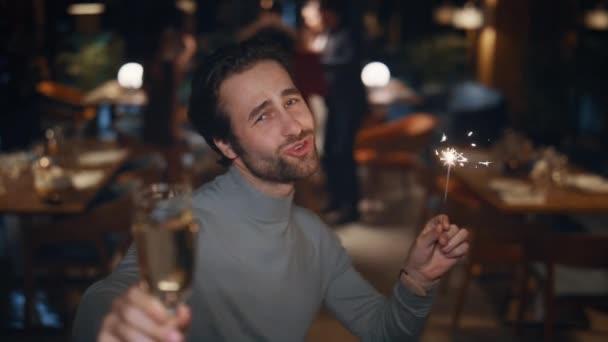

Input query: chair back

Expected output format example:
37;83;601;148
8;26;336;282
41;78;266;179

355;113;438;152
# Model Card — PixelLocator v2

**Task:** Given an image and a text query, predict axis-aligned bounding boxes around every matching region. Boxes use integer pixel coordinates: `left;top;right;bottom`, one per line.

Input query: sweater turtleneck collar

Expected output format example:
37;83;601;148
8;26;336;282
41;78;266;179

224;165;294;224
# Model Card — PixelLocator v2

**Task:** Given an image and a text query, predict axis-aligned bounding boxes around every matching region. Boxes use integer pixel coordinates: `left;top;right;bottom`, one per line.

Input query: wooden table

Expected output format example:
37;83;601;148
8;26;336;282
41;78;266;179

453;166;608;214
0;140;130;328
0;142;129;215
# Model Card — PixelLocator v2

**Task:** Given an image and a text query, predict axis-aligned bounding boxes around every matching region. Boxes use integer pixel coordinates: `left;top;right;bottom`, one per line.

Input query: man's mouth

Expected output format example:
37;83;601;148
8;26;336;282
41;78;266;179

284;136;313;157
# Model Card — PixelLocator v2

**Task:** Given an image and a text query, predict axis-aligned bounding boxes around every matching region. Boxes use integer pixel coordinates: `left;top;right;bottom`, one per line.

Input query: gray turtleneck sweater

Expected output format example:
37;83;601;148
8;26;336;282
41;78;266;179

73;167;434;341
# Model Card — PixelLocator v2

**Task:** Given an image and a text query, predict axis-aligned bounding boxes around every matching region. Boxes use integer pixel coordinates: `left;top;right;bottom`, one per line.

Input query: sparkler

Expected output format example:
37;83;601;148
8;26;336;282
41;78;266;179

436;132;490;204
438;147;468;202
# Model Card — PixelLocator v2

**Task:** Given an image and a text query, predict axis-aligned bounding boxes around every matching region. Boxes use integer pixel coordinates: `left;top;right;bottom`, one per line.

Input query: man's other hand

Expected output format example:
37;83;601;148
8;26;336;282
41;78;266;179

98;285;191;342
404;214;469;288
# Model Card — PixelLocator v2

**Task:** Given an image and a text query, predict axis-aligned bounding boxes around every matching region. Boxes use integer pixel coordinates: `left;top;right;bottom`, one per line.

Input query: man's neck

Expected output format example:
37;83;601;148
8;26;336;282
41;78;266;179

233;163;295;198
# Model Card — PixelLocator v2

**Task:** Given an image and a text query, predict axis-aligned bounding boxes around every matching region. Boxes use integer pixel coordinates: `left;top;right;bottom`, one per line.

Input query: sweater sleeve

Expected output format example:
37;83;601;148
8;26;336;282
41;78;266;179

321;227;435;341
72;245;140;342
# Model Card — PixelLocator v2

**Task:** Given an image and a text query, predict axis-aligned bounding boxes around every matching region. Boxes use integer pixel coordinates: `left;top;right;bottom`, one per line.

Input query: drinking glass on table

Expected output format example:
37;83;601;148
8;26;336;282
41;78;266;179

132;183;198;312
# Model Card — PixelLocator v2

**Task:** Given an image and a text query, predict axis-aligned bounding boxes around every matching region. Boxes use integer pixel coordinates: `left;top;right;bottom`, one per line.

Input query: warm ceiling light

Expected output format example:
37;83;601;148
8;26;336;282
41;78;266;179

67;3;105;16
361;62;391;88
585;7;608;31
452;2;483;30
117;63;144;89
260;0;274;10
176;0;197;14
433;2;456;26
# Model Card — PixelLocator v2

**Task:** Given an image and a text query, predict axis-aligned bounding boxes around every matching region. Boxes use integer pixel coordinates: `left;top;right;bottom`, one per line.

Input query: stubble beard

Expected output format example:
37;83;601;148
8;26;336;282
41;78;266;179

232;130;320;183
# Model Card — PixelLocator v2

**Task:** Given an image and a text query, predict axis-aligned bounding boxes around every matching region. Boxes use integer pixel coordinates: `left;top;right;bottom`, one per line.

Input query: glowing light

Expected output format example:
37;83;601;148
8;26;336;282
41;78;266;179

67;3;105;15
361;62;391;88
260;0;274;10
440;134;447;142
39;157;51;168
479;161;492;167
433;2;456;26
176;0;197;14
117;63;144;89
158;280;179;292
585;8;608;31
468;131;473;136
439;147;468;168
452;2;483;30
471;143;476;147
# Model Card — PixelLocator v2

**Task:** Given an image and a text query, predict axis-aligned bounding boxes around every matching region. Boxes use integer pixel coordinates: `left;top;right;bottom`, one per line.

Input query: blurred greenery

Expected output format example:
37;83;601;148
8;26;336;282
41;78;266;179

402;33;471;86
56;32;125;91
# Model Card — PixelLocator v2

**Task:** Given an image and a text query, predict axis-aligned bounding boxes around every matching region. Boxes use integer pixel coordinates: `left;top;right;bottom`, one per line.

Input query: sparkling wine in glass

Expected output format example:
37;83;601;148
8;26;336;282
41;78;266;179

132;183;198;311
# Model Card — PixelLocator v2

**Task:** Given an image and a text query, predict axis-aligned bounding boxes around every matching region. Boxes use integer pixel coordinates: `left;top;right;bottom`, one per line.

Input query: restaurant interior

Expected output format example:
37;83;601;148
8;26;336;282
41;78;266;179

1;0;608;341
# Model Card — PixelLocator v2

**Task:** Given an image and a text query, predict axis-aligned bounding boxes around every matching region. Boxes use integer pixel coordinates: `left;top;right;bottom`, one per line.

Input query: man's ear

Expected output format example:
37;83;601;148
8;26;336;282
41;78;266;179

214;138;238;160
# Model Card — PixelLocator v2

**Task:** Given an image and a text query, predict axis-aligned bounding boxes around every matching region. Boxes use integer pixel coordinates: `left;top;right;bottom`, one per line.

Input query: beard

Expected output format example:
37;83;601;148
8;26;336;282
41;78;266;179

231;130;320;183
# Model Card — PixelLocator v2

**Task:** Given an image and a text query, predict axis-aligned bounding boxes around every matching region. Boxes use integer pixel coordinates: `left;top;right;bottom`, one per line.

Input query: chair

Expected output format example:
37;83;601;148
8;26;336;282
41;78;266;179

518;234;608;342
439;175;549;331
20;155;164;329
354;113;438;219
36;81;97;131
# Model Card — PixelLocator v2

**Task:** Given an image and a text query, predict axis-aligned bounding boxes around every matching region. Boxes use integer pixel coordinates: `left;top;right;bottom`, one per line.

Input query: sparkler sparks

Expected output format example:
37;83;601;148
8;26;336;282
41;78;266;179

439;147;468;202
436;132;492;204
439;147;468;167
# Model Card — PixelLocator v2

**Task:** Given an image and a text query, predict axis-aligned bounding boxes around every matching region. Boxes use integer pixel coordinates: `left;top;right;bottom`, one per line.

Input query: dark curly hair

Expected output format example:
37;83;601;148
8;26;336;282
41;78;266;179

188;39;292;166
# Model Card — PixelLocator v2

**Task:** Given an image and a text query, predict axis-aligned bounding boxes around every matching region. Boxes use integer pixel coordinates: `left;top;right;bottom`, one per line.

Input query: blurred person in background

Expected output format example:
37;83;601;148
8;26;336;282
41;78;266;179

318;0;368;224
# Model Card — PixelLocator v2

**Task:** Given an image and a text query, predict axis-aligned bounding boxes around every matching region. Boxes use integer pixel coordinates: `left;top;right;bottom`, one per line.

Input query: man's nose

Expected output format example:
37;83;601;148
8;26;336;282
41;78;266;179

280;110;303;137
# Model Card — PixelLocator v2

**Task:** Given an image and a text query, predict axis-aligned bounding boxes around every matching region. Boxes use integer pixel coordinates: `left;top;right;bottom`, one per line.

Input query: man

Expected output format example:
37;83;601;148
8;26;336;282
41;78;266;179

318;0;368;224
73;41;469;341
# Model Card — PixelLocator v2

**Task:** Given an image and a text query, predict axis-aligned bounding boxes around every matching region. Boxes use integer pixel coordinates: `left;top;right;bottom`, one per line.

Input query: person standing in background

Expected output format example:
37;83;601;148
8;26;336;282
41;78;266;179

318;0;368;224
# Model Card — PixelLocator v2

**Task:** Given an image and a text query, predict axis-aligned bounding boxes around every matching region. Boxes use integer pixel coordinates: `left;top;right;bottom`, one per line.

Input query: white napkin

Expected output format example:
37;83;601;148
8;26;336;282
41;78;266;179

489;178;531;193
499;192;546;205
490;177;546;205
71;170;105;190
78;149;127;167
566;174;608;194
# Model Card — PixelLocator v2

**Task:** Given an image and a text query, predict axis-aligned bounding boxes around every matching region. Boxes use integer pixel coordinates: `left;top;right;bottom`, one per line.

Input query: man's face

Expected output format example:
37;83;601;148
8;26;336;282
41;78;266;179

217;60;319;183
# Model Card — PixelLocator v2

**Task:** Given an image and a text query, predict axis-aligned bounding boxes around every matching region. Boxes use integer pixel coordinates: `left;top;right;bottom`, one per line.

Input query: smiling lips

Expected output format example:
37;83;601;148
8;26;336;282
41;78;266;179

284;136;313;157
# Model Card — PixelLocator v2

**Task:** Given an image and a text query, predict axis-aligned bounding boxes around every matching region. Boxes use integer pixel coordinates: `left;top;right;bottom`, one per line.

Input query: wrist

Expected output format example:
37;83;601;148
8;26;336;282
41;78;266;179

399;268;438;295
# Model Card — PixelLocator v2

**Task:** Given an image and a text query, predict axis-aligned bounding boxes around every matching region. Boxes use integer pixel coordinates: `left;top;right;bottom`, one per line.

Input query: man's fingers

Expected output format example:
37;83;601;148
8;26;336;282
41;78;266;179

422;214;449;234
125;286;171;323
418;224;442;247
176;304;192;329
98;314;121;342
101;286;186;342
439;224;460;245
117;303;177;341
447;242;469;258
442;228;469;254
112;320;155;342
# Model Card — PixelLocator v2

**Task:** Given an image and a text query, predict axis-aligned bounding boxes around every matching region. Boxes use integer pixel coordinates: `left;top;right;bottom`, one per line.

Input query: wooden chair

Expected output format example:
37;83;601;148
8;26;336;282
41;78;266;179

439;176;549;331
36;81;97;129
518;234;608;342
21;153;165;328
354;113;438;219
22;187;134;329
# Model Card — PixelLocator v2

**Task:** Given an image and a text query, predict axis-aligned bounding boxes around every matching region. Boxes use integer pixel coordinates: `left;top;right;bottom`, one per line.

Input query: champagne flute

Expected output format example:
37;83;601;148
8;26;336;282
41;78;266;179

132;183;198;312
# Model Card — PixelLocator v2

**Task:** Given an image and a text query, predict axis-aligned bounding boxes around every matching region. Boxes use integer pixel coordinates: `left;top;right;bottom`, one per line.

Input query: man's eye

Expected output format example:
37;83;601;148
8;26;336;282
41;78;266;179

255;113;269;124
286;98;299;106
